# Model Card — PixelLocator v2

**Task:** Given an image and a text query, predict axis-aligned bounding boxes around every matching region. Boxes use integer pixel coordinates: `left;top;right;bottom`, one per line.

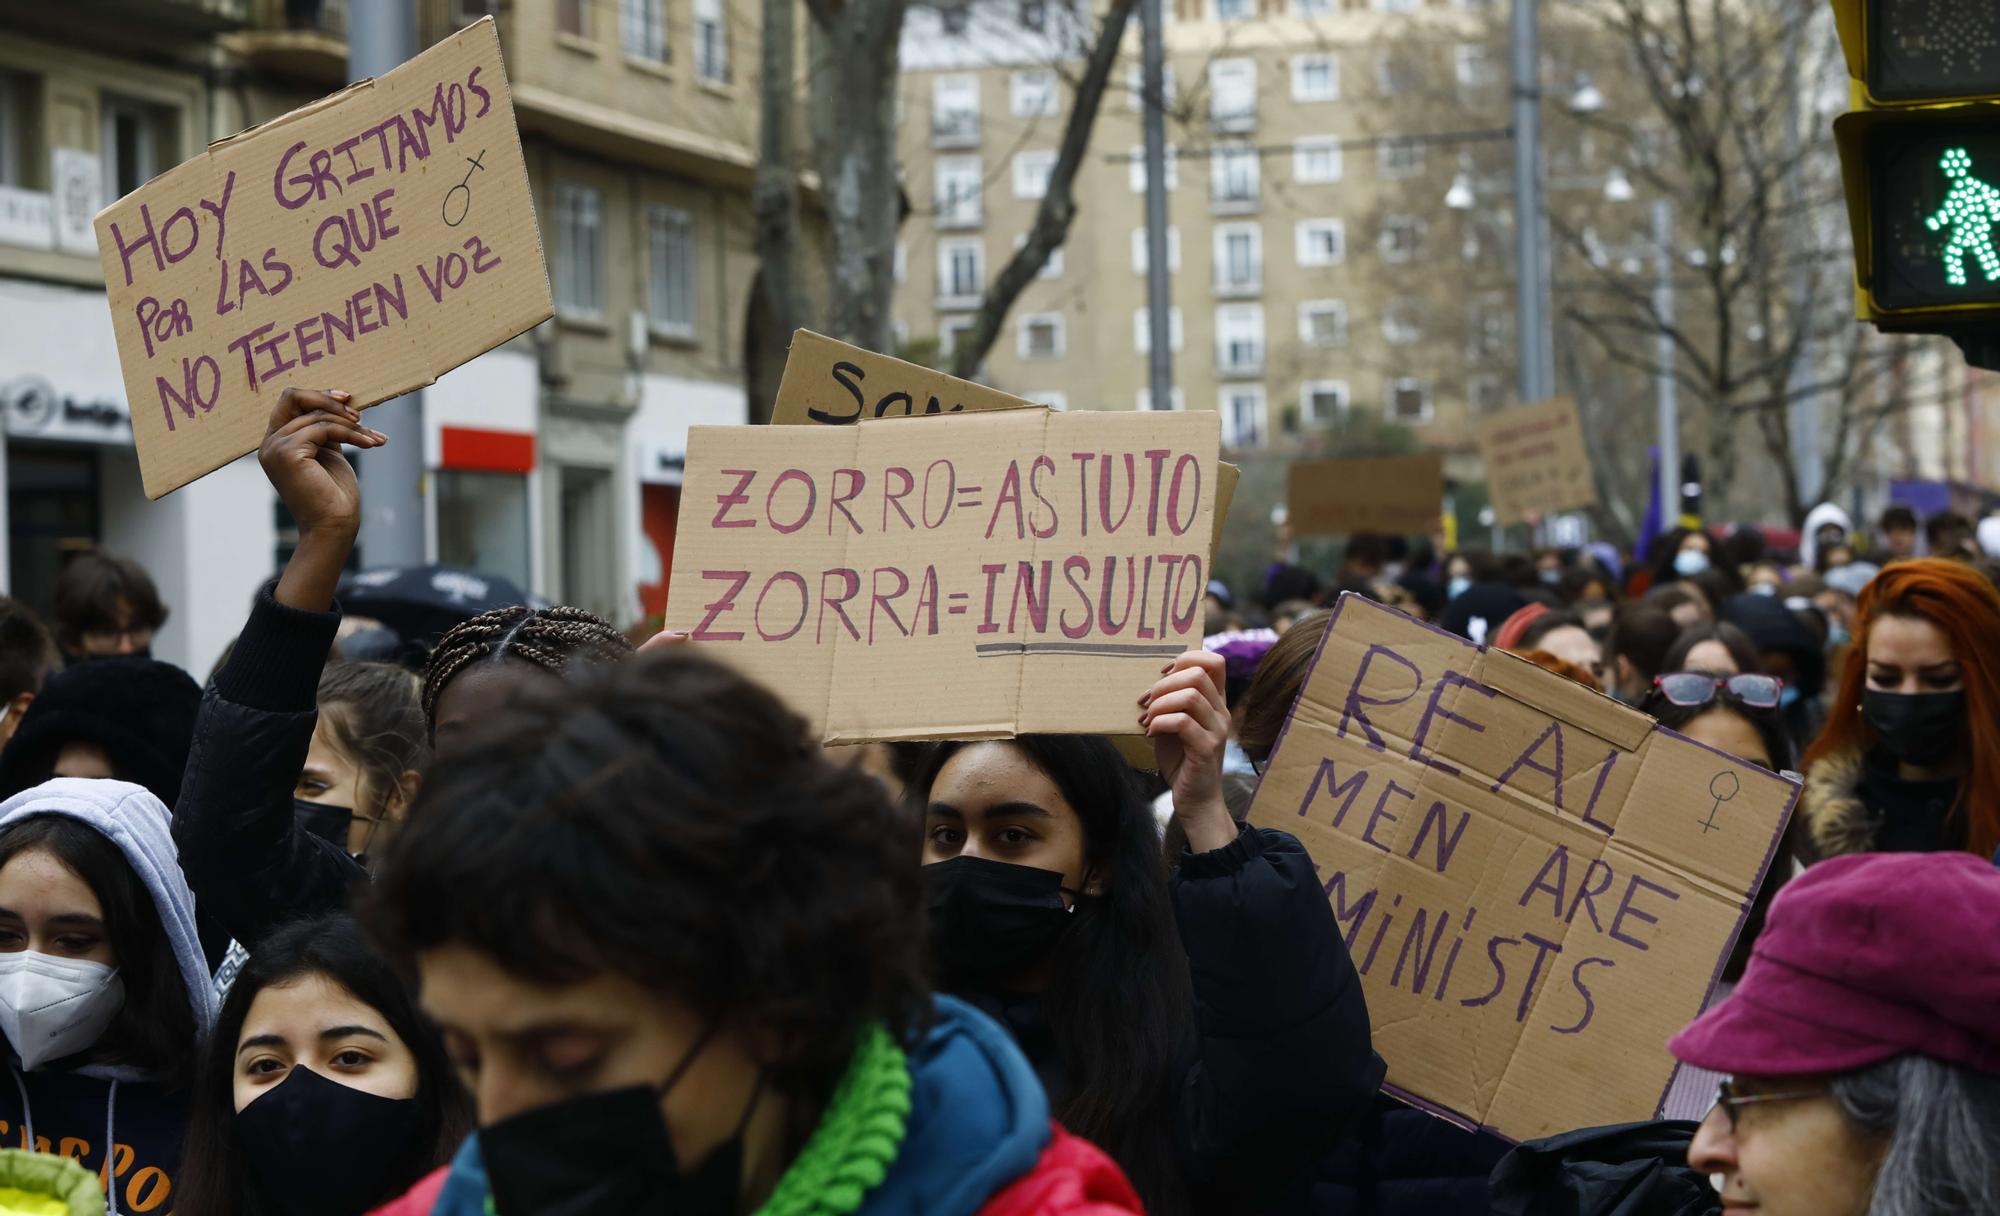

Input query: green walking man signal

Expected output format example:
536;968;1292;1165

1926;147;2000;288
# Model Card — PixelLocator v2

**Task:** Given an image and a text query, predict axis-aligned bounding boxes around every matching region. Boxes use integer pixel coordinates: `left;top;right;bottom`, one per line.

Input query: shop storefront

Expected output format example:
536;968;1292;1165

631;372;744;623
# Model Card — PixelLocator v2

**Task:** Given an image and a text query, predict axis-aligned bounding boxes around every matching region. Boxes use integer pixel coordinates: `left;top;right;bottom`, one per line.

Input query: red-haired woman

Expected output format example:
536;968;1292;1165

1798;558;2000;862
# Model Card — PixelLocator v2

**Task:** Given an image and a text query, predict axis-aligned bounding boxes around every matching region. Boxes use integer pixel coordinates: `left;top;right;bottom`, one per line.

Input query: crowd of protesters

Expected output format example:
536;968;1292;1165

0;388;1982;1215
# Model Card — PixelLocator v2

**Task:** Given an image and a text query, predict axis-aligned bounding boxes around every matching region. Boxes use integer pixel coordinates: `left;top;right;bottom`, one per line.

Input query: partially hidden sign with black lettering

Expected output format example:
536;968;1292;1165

1248;594;1796;1141
95;18;550;498
664;407;1221;742
1477;396;1598;526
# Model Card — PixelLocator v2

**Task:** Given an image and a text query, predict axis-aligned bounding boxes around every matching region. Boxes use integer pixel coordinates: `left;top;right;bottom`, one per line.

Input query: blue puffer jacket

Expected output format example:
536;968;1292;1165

401;995;1098;1216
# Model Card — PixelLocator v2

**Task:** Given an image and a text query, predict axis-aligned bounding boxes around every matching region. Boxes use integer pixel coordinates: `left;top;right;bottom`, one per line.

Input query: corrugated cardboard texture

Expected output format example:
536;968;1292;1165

664;408;1221;742
95;17;551;498
1477;396;1599;526
1289;454;1444;536
768;330;1240;563
1248;594;1796;1142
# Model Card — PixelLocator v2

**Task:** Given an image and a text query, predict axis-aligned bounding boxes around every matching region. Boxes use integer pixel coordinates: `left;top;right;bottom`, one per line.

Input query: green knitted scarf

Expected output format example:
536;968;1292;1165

751;1023;912;1216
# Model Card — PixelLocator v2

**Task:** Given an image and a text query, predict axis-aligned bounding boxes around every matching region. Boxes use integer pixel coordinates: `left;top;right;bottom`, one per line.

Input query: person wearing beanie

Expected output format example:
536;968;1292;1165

1669;851;2000;1215
0;657;200;809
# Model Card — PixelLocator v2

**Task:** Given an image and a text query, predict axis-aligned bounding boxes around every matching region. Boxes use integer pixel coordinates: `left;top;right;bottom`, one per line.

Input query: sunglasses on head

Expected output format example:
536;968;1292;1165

1653;671;1784;709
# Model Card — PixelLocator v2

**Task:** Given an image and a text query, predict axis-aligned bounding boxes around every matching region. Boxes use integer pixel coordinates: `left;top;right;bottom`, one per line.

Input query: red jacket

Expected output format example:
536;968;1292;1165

976;1122;1145;1216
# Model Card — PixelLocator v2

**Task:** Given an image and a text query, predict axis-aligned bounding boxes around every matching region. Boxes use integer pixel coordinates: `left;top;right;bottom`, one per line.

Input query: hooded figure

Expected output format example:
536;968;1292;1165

0;779;216;1216
1719;592;1826;757
1799;503;1852;574
1437;584;1531;646
0;659;200;810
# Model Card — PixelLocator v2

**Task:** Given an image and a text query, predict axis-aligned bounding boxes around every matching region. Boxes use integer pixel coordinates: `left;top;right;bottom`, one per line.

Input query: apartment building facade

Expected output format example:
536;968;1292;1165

893;0;1607;470
0;0;762;670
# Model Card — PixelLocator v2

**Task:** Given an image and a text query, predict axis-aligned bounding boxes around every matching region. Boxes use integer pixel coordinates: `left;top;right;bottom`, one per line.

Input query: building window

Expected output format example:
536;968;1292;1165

1299;299;1347;346
1469;375;1508;414
932;76;980;146
1296;218;1344;267
553;182;604;319
1215;303;1264;375
1012;150;1057;199
437;471;532;590
1214;0;1251;20
1015;232;1064;278
1127;63;1178;112
647;205;696;337
1293;0;1334;14
1131;226;1181;273
935;156;983;227
939;315;976;354
1137;387;1188;411
1387;378;1433;424
1379;138;1424;179
1133;307;1185;354
1020;0;1048;30
1213;223;1261;294
1293;138;1342;184
1211;142;1259;209
1467;293;1508;363
557;0;589;37
1455;44;1494;90
101;96;170;202
1128;144;1179;193
941;3;971;34
1026;390;1067;410
454;0;497;22
620;0;666;61
1018;312;1066;359
937;236;985;303
696;0;730;81
1376;52;1419;96
1221;385;1266;447
1011;69;1059;117
893;239;907;283
1383;296;1424;345
1374;0;1418;12
1379;215;1425;262
1208;59;1257;131
1292;55;1338;102
1300;380;1349;426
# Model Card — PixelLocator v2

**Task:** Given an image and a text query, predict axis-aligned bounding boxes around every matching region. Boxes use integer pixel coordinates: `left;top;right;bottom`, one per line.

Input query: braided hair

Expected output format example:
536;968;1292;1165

421;605;634;727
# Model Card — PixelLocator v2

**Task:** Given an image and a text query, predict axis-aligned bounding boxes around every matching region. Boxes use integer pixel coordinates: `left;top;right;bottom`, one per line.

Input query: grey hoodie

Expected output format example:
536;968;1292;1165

0;779;216;1215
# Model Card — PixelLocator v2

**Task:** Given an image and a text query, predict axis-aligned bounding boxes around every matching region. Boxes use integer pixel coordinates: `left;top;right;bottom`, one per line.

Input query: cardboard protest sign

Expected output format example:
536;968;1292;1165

1477;396;1598;526
95;18;550;498
664;408;1220;742
769;330;1240;562
1289;454;1443;535
1248;594;1796;1141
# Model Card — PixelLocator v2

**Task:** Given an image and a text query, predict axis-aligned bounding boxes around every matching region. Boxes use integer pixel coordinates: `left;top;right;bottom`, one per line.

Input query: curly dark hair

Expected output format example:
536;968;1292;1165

418;605;633;728
365;651;931;1110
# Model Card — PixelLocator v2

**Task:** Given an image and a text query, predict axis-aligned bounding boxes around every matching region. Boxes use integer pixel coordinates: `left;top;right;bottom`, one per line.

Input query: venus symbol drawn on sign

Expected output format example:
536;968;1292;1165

1700;770;1739;834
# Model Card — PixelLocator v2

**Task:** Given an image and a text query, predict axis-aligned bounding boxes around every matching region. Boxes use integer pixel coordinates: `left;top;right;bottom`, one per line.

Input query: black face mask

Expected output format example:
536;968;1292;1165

294;799;352;847
481;1024;759;1216
235;1064;422;1216
924;855;1079;989
1863;689;1967;768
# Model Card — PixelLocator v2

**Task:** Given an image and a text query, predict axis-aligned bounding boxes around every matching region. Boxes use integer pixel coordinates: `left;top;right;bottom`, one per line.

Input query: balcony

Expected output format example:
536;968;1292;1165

1210;103;1257;135
1210;182;1259;216
1213;261;1262;298
934;194;983;230
932;111;980;149
92;0;252;31
224;0;348;84
1217;347;1264;379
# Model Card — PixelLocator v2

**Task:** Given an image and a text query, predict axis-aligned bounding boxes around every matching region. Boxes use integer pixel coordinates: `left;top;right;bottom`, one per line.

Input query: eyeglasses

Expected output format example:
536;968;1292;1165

1654;671;1784;710
1712;1078;1822;1132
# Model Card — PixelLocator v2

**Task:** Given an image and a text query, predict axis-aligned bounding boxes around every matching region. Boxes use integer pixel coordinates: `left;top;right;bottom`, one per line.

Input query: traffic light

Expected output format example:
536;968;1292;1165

1830;1;2000;331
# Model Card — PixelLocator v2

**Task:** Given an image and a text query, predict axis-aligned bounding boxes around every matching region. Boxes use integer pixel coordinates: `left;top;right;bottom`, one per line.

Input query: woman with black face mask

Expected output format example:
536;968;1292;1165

918;651;1382;1216
1798;558;2000;862
363;651;1145;1216
176;914;473;1216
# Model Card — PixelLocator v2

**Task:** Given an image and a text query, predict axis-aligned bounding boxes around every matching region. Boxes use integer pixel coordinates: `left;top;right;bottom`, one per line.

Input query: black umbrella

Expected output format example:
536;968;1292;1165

336;565;537;648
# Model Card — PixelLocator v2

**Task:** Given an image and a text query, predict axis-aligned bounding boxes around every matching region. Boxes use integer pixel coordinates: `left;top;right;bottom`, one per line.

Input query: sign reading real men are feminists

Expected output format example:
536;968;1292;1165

664;407;1221;743
94;18;551;498
1249;595;1796;1142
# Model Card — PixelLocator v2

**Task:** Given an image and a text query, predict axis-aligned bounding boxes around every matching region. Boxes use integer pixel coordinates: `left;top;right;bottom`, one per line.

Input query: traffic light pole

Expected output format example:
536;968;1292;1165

1652;197;1680;528
348;0;428;569
1510;0;1552;406
1141;0;1173;417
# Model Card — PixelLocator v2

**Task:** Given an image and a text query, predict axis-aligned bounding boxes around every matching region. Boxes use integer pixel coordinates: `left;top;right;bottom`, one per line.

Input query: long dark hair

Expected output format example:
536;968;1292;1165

917;737;1196;1216
1661;621;1761;677
0;816;196;1089
315;662;427;819
176;915;474;1216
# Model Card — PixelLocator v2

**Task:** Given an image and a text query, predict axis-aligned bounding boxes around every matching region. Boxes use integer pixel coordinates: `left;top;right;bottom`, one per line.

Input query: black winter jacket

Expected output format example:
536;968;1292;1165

173;587;365;949
962;826;1382;1214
